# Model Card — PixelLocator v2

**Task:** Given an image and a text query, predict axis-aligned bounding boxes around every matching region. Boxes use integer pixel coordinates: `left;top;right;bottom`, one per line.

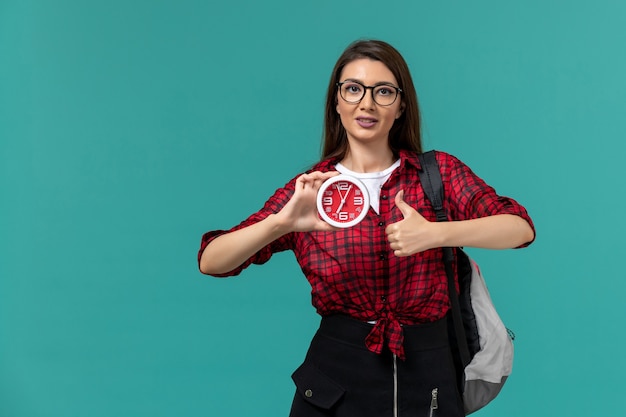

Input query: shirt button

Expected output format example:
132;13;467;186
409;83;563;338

378;221;384;227
381;194;388;200
305;389;313;398
379;253;386;260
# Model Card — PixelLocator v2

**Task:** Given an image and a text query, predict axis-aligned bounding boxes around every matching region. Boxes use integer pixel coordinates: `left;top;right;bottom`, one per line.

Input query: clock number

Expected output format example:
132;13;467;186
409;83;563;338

335;182;351;191
322;197;333;206
353;196;363;205
338;212;348;221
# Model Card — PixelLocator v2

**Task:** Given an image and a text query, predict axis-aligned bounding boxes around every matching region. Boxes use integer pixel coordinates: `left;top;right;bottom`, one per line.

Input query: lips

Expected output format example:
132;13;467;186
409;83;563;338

356;117;378;128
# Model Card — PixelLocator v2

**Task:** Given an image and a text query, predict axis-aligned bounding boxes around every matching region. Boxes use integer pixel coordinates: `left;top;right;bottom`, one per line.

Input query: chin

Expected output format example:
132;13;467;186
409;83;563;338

348;132;386;144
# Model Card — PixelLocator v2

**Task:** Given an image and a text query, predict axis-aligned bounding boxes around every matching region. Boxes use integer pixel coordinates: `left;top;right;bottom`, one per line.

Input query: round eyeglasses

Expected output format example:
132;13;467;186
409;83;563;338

337;81;402;106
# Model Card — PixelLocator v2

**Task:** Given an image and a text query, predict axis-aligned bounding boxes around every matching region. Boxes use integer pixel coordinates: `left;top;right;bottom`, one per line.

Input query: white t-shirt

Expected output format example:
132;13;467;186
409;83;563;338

335;160;401;215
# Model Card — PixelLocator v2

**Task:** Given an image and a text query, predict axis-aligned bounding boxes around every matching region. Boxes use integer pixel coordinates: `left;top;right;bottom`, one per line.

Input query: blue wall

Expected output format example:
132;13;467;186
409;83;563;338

1;1;625;416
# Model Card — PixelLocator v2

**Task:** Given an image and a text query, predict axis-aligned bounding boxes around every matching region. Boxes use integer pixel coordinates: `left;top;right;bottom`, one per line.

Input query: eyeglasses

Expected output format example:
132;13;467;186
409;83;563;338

337;81;402;106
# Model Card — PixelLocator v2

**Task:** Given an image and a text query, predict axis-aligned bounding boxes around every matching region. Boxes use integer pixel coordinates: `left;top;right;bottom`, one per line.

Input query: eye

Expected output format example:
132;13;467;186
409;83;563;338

375;86;395;96
343;83;363;94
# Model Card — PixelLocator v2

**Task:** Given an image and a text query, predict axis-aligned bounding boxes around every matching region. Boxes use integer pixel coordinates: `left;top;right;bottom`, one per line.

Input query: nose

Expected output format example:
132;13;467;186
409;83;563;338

359;87;376;109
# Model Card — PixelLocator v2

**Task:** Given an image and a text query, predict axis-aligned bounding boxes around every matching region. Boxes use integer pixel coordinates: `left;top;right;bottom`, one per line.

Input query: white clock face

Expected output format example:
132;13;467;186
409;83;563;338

316;174;370;228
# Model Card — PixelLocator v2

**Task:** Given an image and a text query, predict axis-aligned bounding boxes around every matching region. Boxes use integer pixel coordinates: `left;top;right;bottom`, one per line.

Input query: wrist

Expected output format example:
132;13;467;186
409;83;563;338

266;213;293;236
436;221;453;248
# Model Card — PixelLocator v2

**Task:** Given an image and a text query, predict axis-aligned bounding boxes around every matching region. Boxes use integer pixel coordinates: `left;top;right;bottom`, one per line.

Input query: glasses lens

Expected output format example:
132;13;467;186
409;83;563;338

340;82;364;103
372;85;398;106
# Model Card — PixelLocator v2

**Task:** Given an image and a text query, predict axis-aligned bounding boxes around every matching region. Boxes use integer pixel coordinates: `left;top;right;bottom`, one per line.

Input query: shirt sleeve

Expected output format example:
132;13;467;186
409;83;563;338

197;175;298;276
438;152;536;247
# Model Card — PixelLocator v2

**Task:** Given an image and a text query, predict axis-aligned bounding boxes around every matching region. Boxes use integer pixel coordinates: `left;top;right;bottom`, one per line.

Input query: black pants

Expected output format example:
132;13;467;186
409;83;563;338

289;315;464;417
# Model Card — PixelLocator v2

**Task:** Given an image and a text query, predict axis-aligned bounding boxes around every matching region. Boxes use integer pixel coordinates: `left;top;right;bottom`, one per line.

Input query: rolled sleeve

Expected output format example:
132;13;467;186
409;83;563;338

442;152;535;247
197;176;298;276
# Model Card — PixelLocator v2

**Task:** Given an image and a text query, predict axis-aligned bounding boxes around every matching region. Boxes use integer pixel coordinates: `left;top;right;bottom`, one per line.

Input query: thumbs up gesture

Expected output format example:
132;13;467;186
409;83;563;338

385;190;442;257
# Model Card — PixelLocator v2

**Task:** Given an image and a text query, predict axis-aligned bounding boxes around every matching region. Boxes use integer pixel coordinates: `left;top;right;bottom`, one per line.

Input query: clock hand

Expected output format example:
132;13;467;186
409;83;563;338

335;184;352;214
335;185;346;202
333;185;346;212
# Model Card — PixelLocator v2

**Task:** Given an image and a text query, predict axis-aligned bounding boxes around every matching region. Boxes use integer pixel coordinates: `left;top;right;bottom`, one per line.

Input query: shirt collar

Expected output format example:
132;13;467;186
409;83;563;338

397;149;421;171
314;149;422;172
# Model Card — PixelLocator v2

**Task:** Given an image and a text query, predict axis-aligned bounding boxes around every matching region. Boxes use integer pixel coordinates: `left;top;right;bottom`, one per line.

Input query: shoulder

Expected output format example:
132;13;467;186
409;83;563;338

396;149;466;176
309;157;338;172
407;149;469;172
431;150;464;166
430;150;476;175
416;150;485;186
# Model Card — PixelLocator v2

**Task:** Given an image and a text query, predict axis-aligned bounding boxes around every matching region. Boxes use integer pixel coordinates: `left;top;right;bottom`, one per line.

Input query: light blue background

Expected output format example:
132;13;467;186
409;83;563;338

1;1;625;416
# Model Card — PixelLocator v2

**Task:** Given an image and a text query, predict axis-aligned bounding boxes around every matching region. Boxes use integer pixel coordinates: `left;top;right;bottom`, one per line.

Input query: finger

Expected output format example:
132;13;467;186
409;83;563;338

303;171;339;190
298;173;321;190
385;223;397;236
394;189;415;218
312;176;324;189
295;175;307;190
297;172;315;184
309;170;339;181
321;170;340;179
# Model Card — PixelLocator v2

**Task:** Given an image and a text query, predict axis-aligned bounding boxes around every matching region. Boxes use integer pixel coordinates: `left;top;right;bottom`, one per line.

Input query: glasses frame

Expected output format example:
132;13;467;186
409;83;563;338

336;81;403;107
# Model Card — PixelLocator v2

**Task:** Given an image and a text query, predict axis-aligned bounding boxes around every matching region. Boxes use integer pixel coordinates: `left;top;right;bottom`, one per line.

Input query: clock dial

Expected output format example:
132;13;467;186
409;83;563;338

316;174;370;228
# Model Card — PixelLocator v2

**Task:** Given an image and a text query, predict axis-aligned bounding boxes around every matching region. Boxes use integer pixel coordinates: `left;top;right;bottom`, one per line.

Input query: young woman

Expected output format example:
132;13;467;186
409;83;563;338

198;40;535;417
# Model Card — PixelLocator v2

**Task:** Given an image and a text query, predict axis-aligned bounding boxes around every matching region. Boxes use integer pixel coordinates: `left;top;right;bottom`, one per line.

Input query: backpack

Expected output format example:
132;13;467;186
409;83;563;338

417;151;514;415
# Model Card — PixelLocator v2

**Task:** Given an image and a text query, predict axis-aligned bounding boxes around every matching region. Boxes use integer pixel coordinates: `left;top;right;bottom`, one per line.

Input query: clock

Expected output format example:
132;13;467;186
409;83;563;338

316;174;370;228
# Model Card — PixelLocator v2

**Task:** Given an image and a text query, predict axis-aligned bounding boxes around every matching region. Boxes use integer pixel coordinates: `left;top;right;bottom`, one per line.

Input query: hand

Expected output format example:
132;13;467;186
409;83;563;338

385;190;442;256
276;171;340;233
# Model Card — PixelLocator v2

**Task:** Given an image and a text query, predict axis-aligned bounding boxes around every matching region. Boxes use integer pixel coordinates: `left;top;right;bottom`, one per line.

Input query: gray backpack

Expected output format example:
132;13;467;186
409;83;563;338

418;151;514;415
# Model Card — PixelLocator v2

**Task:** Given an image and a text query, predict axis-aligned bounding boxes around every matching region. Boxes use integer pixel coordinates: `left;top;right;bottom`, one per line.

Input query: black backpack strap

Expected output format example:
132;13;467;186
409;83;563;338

417;151;447;222
417;151;471;369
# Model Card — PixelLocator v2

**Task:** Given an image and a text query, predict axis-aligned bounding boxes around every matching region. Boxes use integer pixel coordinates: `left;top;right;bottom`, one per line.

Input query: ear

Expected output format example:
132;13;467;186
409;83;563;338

396;102;405;119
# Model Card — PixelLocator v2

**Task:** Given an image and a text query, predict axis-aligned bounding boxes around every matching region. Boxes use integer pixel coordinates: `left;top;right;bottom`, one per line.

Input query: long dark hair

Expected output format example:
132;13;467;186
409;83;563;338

322;40;422;160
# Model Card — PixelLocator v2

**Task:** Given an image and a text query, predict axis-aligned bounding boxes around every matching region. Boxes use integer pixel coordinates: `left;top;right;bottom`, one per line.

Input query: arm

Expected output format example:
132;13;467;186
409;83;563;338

438;213;534;249
199;214;289;275
386;190;535;257
199;171;338;275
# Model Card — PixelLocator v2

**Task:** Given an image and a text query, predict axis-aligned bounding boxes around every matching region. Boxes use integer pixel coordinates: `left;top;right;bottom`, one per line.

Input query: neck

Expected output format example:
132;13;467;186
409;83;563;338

340;143;395;173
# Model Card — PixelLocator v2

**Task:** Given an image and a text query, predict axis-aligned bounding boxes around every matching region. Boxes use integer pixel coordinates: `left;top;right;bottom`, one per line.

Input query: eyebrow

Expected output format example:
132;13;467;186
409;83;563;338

341;78;398;87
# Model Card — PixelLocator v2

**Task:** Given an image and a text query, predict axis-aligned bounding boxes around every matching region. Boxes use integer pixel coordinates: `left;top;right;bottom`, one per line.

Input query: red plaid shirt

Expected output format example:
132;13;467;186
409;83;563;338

198;150;534;359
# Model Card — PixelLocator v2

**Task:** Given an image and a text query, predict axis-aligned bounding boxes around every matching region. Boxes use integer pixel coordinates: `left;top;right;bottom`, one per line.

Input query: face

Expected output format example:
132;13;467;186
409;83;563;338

336;58;404;147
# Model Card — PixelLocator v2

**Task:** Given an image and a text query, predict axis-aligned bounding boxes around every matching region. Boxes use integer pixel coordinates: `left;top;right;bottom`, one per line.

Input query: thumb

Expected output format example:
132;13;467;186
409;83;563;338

394;190;415;218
